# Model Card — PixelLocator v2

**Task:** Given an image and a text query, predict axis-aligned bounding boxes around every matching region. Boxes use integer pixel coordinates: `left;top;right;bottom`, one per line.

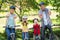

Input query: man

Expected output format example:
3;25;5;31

38;2;53;40
6;6;17;40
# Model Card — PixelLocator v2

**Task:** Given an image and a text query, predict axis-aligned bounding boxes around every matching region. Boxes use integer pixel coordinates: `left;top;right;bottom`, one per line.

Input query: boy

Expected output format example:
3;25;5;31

6;6;17;40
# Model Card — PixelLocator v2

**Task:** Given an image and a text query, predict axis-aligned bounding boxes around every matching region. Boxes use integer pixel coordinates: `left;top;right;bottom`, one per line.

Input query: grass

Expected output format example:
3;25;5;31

53;27;60;37
0;27;59;40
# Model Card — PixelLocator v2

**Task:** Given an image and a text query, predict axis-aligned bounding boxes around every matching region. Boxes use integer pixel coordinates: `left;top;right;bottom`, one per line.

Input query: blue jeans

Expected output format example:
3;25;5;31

6;28;15;40
41;24;53;40
22;32;29;40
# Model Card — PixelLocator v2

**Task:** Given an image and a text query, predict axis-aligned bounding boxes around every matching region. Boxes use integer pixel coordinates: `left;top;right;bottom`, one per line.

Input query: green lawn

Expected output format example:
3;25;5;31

0;27;60;40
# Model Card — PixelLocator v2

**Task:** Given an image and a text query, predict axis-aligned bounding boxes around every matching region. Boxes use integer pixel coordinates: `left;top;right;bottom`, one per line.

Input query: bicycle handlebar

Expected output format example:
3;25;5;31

3;25;20;28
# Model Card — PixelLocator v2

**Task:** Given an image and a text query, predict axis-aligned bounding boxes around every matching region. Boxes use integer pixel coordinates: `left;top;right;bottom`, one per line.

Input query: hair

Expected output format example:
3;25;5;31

33;18;39;23
22;21;28;26
39;2;45;6
10;6;15;10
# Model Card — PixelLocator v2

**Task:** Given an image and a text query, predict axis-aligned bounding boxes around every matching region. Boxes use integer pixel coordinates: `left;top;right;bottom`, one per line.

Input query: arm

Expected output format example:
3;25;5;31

15;25;21;30
14;15;17;19
38;10;43;19
5;13;10;26
48;9;51;16
29;27;33;30
15;27;22;30
29;26;33;30
39;14;43;19
6;14;10;18
48;11;51;16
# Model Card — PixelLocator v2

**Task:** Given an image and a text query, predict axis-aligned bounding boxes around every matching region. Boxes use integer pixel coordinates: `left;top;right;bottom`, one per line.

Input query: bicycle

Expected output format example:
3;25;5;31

40;25;59;40
29;28;40;40
45;28;59;40
35;35;40;40
3;25;20;40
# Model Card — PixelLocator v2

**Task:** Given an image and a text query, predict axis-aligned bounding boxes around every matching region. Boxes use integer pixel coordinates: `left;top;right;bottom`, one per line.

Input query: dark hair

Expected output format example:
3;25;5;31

33;18;39;23
10;6;15;10
22;21;28;26
39;2;45;6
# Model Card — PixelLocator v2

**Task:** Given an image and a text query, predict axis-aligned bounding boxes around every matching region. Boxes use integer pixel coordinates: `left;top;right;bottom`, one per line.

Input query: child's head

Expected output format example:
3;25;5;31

22;16;28;26
22;16;28;22
10;6;15;14
33;18;39;24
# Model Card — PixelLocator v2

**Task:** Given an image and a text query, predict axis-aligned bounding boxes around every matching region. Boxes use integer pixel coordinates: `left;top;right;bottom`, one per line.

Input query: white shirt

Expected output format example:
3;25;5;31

43;11;48;25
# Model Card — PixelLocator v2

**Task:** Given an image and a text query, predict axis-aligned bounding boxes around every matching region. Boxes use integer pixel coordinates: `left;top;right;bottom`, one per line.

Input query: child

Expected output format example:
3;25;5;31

33;18;41;40
21;16;29;40
6;6;17;40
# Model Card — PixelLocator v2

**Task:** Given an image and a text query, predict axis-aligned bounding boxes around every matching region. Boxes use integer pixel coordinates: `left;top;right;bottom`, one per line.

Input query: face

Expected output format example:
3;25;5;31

34;20;38;24
40;5;45;10
22;18;27;22
10;9;15;14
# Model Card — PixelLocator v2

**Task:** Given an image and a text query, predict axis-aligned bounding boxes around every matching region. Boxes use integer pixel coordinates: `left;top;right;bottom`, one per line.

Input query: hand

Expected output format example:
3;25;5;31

6;14;10;18
14;16;17;19
39;14;43;19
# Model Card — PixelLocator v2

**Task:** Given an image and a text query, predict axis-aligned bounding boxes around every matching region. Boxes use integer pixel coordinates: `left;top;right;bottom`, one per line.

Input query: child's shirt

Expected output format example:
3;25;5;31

6;13;16;28
33;23;40;35
22;25;28;32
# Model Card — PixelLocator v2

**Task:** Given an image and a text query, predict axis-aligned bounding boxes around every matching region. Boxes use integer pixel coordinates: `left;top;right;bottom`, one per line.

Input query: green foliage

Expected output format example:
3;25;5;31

49;0;60;24
0;0;2;4
53;27;60;37
1;0;39;21
0;0;5;9
0;0;60;22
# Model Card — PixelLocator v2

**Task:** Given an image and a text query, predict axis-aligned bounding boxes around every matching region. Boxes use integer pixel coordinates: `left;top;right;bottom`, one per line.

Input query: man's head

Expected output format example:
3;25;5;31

10;6;15;14
39;2;46;10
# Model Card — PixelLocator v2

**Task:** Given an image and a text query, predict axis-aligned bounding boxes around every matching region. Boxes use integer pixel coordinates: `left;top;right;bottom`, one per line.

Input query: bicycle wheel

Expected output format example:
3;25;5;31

10;33;15;40
53;34;59;40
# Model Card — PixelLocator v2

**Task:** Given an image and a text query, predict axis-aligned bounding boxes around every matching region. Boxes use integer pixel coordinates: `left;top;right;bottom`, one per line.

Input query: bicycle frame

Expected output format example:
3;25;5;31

3;25;20;40
35;35;40;40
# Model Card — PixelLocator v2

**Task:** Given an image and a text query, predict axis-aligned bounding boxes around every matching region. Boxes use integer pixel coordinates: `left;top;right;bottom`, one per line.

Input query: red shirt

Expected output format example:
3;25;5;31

33;23;40;35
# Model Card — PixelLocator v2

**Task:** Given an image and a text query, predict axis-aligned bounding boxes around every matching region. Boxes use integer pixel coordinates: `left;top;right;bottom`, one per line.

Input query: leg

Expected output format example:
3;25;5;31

33;35;35;40
38;35;40;40
41;26;46;40
25;32;29;40
11;28;15;40
5;28;11;40
47;25;53;40
22;32;25;40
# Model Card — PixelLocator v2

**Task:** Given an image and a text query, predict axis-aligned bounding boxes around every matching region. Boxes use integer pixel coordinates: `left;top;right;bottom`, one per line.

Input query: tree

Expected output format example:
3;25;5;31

3;0;39;21
49;0;60;24
0;0;5;10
